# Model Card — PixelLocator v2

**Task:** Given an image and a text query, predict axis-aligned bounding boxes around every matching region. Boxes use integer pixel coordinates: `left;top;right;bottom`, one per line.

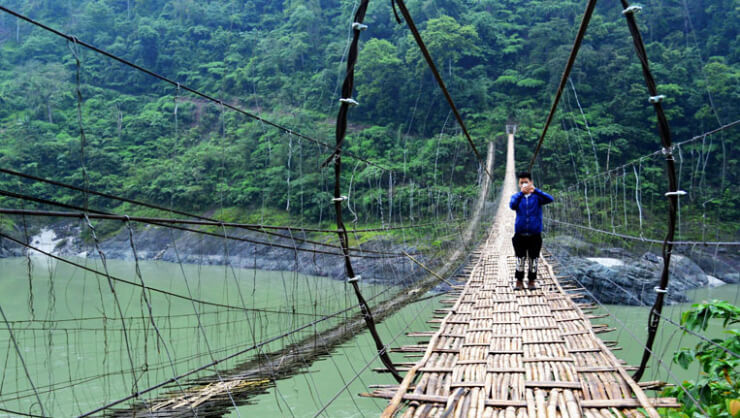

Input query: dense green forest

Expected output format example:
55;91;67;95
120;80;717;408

0;0;737;232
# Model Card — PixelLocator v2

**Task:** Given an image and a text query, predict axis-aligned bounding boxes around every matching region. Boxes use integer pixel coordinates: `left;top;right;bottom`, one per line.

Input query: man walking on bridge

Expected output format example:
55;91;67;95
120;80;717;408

509;172;554;290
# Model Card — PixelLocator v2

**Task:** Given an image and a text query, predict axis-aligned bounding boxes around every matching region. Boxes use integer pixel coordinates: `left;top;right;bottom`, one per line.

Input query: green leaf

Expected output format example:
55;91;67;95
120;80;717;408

674;349;695;370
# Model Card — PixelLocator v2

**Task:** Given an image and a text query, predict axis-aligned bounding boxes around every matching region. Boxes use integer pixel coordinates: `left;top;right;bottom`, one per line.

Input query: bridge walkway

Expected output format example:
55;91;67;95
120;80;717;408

367;132;679;417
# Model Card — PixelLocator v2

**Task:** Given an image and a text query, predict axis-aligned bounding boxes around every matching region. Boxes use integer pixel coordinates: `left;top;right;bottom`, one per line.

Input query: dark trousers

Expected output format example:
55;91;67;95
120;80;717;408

512;233;542;259
512;233;542;282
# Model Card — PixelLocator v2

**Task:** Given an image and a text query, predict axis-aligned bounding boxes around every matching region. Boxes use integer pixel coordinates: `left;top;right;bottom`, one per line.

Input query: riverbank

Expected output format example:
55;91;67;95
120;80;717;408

547;234;739;305
0;221;464;286
2;226;737;305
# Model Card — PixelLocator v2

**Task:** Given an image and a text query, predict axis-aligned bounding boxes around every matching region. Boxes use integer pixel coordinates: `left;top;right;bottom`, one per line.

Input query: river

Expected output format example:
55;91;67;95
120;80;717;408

230;286;740;417
0;251;736;417
0;253;390;417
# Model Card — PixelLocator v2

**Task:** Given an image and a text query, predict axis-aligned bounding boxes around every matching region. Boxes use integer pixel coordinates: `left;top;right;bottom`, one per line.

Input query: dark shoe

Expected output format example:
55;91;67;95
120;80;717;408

514;271;525;290
527;272;537;290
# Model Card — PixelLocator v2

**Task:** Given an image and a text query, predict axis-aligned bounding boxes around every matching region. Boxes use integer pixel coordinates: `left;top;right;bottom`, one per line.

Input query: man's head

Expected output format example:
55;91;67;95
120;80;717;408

517;172;532;189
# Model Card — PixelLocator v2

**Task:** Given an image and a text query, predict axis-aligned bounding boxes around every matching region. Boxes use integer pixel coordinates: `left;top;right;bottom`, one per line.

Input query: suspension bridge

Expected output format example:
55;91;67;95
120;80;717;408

364;129;679;417
0;0;737;417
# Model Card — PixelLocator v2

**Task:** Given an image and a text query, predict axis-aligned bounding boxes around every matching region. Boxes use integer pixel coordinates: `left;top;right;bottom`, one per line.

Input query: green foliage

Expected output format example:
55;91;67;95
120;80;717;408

661;300;740;417
0;0;736;232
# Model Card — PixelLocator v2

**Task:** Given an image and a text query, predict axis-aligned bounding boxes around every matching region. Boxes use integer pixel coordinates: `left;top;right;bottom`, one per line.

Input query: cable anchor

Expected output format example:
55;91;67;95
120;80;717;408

648;95;665;104
332;195;348;203
347;275;361;283
352;22;368;31
622;5;643;14
654;286;668;294
664;190;687;197
339;97;359;106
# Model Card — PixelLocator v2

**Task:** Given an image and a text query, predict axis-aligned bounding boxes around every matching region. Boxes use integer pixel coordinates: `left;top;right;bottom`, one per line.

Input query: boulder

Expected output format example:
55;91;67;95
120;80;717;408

689;250;739;284
551;250;719;306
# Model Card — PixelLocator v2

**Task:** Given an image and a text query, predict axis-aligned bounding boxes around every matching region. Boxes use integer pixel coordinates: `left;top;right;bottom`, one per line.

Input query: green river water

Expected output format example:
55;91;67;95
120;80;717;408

0;254;737;417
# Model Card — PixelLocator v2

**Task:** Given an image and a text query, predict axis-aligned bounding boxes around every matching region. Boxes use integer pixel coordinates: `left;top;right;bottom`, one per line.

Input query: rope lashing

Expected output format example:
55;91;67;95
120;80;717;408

339;98;359;106
664;190;687;197
347;275;361;283
622;5;643;14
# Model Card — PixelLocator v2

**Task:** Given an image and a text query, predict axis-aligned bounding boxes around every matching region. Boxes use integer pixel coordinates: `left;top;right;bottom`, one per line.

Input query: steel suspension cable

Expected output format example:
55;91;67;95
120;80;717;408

620;0;680;381
0;303;46;417
0;167;456;234
528;0;599;171
390;0;492;181
76;283;399;417
0;231;332;317
562;119;740;190
545;217;740;246
0;208;424;257
0;190;408;259
312;289;440;417
0;406;47;418
0;5;389;172
328;0;402;383
567;258;740;358
566;274;708;415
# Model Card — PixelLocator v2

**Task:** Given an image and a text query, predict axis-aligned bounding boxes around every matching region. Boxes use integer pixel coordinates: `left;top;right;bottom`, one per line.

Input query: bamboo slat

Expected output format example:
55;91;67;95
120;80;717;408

375;133;675;417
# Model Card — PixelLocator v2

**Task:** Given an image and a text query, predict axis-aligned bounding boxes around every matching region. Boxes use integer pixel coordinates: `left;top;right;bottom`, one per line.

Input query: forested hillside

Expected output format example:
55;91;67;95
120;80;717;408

0;0;737;228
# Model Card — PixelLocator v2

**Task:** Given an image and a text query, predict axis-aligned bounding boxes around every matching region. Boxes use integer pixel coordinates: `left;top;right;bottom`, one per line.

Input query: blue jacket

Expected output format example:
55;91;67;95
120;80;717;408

509;189;554;234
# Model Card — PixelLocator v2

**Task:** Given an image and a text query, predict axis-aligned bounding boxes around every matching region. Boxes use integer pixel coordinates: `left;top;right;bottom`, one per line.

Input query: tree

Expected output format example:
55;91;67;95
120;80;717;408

355;39;403;125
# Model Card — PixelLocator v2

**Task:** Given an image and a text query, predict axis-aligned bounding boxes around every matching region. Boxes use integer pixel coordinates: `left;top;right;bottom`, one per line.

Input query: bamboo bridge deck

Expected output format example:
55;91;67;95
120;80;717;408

366;133;680;417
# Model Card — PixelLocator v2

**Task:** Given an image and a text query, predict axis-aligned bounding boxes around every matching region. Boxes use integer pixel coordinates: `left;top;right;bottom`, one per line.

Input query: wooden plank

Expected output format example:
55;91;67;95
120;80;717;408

576;366;620;373
362;391;447;403
543;260;661;417
560;330;591;336
555;317;586;322
431;348;461;353
450;382;485;387
427;319;468;324
522;339;564;345
521;325;560;330
419;367;455;373
594;327;617;334
374;367;408;373
522;357;575;362
489;350;524;355
486;368;526;373
483;399;529;407
581;398;681;408
524;381;583;389
567;347;601;353
406;331;435;337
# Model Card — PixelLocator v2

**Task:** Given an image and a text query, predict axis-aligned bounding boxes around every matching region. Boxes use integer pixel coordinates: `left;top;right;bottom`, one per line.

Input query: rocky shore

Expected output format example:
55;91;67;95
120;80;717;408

0;222;434;286
1;225;737;305
547;235;739;305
